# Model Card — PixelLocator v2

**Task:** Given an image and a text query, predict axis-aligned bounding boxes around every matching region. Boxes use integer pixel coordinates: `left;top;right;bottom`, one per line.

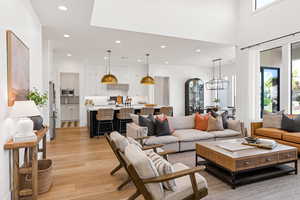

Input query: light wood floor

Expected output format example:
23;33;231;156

38;128;139;200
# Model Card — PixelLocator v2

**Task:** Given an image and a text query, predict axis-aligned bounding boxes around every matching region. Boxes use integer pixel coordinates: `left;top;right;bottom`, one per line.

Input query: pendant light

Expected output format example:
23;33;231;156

205;58;228;90
101;50;118;84
140;53;155;85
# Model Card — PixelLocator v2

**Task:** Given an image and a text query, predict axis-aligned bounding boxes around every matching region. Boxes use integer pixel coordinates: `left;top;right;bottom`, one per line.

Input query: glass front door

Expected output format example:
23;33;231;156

260;67;280;116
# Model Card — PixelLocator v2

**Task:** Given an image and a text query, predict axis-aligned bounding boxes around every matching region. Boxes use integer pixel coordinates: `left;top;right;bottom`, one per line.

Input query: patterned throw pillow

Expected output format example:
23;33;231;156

139;114;156;136
263;110;284;129
207;115;224;131
147;151;177;191
195;113;210;131
156;115;175;133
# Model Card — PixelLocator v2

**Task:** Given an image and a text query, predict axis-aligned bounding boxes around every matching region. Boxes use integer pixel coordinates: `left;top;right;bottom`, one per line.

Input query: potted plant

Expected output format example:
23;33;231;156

27;88;48;107
26;88;48;130
213;98;220;105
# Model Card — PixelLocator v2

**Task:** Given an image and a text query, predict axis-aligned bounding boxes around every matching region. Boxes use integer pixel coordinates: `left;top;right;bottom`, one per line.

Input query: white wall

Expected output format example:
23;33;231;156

53;58;149;127
91;0;238;44
149;64;215;116
235;0;300;128
238;0;300;47
0;0;42;199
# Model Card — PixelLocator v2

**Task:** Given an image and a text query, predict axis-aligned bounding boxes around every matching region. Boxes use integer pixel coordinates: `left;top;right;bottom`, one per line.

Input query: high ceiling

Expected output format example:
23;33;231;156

31;0;236;67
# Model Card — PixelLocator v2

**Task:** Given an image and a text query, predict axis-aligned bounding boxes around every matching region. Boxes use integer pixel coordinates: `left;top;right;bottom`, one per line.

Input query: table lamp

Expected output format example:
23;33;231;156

10;101;41;142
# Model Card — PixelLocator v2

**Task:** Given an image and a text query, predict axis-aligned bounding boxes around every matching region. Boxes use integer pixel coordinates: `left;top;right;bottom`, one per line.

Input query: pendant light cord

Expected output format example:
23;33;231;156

146;53;150;76
107;50;111;74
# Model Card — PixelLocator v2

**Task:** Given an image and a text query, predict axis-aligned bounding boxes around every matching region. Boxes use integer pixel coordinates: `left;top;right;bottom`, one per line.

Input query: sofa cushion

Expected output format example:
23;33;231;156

172;129;215;142
164;163;208;200
282;132;300;144
255;128;287;139
209;129;240;138
144;135;179;145
168;115;194;130
125;144;164;200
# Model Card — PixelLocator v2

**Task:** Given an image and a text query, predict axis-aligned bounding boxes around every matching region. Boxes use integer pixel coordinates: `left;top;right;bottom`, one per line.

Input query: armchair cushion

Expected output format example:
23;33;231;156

147;151;176;191
164;163;208;200
128;137;143;148
110;131;129;152
125;144;164;200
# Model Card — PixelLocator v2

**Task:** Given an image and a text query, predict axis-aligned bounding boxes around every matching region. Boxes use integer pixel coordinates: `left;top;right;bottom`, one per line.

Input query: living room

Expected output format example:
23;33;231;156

1;0;300;200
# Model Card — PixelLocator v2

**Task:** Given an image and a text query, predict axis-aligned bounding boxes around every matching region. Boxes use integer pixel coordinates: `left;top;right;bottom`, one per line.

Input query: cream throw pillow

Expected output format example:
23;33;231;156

147;151;177;191
263;110;284;129
207;116;224;131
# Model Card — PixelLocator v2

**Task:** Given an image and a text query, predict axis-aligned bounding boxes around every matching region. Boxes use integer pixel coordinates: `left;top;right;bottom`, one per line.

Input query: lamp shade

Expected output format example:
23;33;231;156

10;101;40;118
140;76;155;85
101;74;118;84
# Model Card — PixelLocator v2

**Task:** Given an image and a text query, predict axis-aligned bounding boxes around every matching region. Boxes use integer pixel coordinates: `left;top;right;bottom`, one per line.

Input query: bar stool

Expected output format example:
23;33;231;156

116;108;134;134
140;107;154;116
159;106;173;116
96;108;114;137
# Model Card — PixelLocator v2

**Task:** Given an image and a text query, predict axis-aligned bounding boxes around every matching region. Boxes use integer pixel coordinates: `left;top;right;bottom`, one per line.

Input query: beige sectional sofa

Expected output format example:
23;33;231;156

127;115;246;152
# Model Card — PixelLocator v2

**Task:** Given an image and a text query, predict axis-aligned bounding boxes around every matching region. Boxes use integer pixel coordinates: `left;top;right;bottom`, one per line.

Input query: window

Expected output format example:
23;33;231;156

291;42;300;114
255;0;276;10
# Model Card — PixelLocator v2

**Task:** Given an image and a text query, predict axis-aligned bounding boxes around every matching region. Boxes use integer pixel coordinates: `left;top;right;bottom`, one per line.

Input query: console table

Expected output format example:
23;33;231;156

4;127;48;200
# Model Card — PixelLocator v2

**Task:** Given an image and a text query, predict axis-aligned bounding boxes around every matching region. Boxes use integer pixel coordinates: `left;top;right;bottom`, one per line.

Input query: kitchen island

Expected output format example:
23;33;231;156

86;105;164;138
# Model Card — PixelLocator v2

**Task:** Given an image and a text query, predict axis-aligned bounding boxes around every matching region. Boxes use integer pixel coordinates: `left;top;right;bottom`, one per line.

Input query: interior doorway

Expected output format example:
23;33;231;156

60;73;80;128
154;76;170;106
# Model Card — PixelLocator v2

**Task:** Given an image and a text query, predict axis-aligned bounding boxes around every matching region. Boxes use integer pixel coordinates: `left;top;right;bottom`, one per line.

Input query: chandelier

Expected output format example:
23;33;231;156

205;58;229;90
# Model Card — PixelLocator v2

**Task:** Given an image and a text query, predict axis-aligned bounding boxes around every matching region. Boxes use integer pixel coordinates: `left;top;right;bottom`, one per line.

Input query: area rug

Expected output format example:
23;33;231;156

168;151;300;200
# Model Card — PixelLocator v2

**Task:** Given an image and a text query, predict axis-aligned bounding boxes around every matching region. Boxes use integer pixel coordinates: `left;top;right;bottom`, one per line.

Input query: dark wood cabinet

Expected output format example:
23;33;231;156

185;78;204;115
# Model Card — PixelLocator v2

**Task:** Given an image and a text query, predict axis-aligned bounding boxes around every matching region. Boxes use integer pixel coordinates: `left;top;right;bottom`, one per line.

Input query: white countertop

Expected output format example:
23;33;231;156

87;105;163;111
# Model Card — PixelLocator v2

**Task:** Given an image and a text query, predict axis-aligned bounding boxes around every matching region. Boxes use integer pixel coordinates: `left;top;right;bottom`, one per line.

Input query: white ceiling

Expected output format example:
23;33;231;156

31;0;236;67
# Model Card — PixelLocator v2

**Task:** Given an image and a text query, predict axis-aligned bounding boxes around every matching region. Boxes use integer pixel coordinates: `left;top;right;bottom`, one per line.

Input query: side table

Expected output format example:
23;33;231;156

4;127;48;200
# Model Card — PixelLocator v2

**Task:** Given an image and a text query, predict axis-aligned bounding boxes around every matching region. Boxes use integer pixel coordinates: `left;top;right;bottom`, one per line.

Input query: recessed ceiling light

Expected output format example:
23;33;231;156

160;45;167;49
58;5;68;11
137;59;142;63
165;61;169;64
115;40;121;44
67;53;72;57
195;49;201;53
64;34;70;38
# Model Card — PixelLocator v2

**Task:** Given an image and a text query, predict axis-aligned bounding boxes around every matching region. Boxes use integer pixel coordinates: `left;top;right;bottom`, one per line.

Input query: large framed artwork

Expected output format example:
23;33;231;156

6;30;30;107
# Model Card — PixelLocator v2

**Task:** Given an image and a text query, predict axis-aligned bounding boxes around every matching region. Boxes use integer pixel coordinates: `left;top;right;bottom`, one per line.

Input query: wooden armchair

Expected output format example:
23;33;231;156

105;132;175;190
121;144;208;200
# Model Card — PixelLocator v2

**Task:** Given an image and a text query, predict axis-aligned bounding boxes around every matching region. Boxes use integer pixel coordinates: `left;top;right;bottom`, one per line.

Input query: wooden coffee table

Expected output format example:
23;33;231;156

196;139;298;189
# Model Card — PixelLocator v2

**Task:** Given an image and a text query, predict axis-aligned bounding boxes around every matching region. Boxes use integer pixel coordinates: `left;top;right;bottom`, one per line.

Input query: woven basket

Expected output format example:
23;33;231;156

38;159;53;194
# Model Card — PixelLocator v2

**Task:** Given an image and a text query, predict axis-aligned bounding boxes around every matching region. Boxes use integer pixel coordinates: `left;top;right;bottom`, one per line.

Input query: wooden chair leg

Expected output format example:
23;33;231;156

110;164;122;175
127;191;140;200
117;177;131;191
